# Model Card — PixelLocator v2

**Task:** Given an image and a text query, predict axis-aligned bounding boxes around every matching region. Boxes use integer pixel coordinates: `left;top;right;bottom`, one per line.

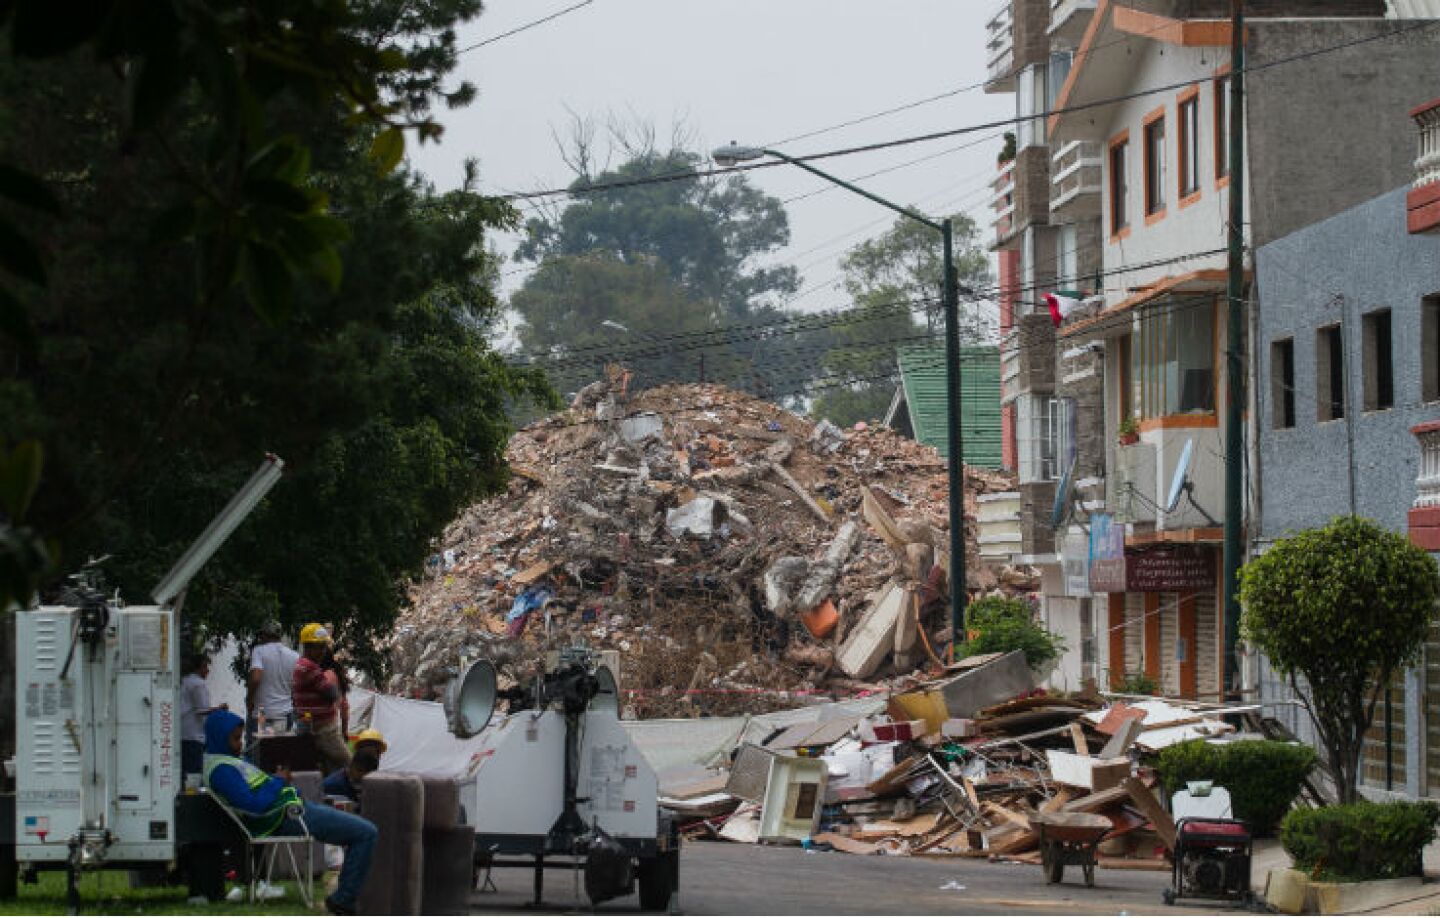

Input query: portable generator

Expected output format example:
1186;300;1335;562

1163;816;1255;907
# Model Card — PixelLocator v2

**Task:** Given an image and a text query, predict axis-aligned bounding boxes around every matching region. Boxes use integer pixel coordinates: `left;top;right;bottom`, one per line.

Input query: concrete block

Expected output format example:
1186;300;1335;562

1263;868;1309;916
1305;877;1425;915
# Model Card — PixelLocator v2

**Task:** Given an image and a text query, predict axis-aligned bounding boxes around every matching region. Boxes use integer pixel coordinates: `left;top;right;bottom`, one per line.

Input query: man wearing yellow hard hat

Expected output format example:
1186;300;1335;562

292;623;351;775
349;728;387;762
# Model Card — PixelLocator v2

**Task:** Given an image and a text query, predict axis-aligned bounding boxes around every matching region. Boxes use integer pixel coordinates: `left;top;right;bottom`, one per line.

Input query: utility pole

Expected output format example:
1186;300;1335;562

1222;0;1246;699
941;217;967;661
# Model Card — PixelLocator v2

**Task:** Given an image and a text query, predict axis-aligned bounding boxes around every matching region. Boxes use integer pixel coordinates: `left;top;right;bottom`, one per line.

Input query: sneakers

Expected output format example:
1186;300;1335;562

256;880;286;901
324;894;357;915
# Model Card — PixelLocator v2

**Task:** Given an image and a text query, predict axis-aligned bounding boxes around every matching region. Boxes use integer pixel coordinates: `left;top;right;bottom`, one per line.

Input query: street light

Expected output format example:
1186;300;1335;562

712;142;969;655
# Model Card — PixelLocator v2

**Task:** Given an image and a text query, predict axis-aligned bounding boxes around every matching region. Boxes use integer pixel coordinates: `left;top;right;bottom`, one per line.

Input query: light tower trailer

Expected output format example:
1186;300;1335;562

1;456;283;911
449;649;680;910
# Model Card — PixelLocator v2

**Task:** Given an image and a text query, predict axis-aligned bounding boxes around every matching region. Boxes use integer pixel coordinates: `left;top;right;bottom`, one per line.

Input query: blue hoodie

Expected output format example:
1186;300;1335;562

203;709;285;815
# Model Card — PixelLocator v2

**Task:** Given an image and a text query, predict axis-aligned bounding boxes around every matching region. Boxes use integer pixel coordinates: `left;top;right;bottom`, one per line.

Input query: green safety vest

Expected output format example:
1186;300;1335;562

202;753;302;838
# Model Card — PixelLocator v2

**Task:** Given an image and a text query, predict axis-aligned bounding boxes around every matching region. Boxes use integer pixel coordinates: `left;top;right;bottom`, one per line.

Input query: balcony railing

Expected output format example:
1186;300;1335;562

1409;100;1440;235
1051;139;1103;219
992;159;1016;242
1049;0;1098;43
977;492;1024;561
1415;422;1440;509
986;2;1015;89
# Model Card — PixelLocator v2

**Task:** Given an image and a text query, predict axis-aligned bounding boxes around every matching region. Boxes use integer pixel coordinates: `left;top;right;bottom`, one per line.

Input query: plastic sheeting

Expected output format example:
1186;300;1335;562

348;689;491;778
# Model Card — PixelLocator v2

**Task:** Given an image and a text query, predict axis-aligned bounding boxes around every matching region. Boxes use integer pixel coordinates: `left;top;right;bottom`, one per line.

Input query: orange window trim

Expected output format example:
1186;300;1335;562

1213;67;1232;190
1138;415;1218;432
1177;86;1201;208
1108;129;1131;240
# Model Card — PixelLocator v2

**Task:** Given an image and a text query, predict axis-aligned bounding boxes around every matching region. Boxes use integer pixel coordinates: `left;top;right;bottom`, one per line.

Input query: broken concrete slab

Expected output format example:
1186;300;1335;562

836;583;910;679
936;650;1034;719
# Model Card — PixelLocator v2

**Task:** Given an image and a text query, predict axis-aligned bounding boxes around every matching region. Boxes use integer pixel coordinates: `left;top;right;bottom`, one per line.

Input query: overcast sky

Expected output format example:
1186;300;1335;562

409;0;1013;330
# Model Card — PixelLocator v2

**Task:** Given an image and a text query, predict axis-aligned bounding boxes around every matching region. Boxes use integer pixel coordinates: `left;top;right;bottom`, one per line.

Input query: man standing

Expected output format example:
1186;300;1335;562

247;621;299;745
293;623;351;774
179;653;217;779
203;709;376;916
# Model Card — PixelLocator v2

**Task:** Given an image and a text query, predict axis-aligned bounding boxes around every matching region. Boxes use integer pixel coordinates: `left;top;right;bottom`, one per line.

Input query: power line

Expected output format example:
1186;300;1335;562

459;0;595;52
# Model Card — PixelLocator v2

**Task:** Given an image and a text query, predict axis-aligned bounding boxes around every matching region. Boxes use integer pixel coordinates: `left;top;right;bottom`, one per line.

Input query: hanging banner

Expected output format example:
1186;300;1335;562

1062;532;1091;597
1088;513;1126;593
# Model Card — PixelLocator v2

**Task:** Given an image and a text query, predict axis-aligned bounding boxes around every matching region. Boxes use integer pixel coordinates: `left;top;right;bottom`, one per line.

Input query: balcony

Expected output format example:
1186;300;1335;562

1108;440;1157;525
1050;140;1103;220
992;159;1016;244
1049;0;1098;46
1408;99;1440;235
1410;421;1440;550
986;2;1016;93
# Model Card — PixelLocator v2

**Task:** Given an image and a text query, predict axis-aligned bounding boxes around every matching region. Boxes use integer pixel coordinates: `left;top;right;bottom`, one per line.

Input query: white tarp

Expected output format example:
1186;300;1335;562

348;688;492;778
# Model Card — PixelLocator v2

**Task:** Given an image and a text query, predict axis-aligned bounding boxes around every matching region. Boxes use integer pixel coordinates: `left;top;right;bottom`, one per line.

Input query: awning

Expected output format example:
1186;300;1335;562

1059;269;1231;340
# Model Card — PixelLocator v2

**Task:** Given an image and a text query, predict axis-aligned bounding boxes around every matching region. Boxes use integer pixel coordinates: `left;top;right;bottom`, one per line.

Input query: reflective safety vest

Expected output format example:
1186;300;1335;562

203;754;302;837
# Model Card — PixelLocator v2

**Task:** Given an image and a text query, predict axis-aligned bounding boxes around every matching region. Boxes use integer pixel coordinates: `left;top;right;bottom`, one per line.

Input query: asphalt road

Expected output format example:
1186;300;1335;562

469;840;1191;915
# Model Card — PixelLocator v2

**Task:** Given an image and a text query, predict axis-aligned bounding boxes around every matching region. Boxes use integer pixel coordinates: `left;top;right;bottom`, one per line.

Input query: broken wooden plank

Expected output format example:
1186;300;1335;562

1123;776;1177;852
1039;788;1075;814
813;831;881;855
768;461;830;522
1098;717;1144;758
1070;722;1090;755
1062;783;1133;814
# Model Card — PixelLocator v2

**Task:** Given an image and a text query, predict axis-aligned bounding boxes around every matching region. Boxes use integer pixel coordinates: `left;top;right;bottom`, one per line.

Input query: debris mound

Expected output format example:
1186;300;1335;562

387;370;1036;715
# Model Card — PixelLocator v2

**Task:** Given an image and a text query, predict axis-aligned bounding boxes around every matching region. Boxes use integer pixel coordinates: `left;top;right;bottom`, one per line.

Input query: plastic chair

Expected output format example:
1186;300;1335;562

208;792;315;908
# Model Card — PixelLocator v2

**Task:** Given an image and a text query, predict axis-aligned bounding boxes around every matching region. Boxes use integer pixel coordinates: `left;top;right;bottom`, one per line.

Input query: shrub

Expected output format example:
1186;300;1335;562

1114;672;1159;695
1282;800;1439;881
961;596;1064;669
1155;740;1316;836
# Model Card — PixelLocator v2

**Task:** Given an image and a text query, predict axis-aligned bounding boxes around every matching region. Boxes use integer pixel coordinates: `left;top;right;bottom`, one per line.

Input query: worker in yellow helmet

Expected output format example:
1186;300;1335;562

292;623;350;775
349;728;387;762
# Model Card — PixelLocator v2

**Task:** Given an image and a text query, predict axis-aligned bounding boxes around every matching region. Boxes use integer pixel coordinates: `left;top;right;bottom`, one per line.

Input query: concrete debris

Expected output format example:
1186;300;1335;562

387;371;1035;716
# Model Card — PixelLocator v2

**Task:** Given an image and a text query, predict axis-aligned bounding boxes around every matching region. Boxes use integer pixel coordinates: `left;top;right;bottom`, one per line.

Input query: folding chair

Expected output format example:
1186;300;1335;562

208;792;316;908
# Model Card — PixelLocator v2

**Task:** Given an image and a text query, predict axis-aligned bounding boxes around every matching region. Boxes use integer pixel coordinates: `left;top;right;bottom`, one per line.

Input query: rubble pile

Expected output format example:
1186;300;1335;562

656;651;1258;868
387;370;1036;713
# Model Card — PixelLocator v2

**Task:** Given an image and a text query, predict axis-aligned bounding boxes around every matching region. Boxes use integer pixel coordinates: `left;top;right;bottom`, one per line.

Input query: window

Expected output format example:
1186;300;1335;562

1117;334;1134;422
1362;308;1394;411
1424;295;1440;402
1317;324;1346;422
1048;51;1073;108
1271;338;1295;429
1109;136;1129;236
1214;75;1231;182
1018;395;1066;483
1178;94;1200;199
1144;113;1167;218
1057;224;1079;287
1017;64;1048;150
1135;300;1216;418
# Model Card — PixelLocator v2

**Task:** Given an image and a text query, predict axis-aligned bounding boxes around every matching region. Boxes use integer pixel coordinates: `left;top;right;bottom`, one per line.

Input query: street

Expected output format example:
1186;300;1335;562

468;841;1184;916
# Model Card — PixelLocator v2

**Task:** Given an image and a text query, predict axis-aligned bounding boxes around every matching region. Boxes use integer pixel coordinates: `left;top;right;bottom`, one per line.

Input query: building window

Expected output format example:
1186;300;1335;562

1109;135;1129;236
1018;395;1064;483
1178;93;1200;199
1117;333;1134;422
1424;294;1440;403
1057;223;1079;287
1017;64;1048;150
1144;113;1167;218
1048;50;1073;108
1317;324;1346;422
1362;308;1394;411
1271;338;1295;429
1214;74;1231;182
1135;299;1216;418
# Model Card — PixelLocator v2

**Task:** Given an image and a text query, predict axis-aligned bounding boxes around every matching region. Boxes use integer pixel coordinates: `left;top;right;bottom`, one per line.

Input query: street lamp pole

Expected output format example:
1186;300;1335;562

712;144;969;653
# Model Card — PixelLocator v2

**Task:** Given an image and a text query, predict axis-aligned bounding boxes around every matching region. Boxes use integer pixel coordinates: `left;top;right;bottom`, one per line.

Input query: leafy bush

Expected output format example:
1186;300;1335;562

961;596;1065;669
1114;672;1159;695
1156;740;1316;836
1282;800;1439;881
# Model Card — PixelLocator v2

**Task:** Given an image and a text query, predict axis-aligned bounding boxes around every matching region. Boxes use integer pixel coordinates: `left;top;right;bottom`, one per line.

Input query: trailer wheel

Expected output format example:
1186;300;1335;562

636;850;677;912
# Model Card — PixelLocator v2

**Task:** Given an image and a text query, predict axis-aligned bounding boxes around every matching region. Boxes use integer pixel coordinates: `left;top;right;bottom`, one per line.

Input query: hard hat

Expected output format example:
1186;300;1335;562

351;728;387;754
299;622;333;645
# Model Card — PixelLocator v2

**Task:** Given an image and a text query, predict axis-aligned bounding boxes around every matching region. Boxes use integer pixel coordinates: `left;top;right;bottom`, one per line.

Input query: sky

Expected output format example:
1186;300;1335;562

409;0;1014;336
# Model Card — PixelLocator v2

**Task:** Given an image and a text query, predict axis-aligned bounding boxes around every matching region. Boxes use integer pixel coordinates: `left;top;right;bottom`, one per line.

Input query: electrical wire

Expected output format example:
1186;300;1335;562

459;0;595;52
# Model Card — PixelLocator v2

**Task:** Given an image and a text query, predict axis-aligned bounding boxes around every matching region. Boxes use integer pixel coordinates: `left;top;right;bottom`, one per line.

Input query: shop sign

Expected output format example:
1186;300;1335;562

1125;545;1213;592
1088;513;1126;593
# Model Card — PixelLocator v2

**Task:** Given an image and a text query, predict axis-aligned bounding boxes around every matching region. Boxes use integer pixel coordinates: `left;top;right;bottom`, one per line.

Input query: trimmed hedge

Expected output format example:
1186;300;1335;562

1282;801;1439;881
1155;740;1316;836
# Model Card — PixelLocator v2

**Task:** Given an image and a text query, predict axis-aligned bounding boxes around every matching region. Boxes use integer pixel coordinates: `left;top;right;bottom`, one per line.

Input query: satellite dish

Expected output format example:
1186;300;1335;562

589;664;619;716
1051;457;1078;529
1165;439;1196;513
445;659;497;738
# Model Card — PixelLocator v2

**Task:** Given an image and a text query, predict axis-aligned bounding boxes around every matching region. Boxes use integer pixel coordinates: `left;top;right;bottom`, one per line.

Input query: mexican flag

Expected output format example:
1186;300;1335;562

1044;291;1085;328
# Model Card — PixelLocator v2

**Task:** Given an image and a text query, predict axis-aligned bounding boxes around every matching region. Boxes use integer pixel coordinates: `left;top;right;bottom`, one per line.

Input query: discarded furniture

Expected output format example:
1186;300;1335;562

758;755;828;844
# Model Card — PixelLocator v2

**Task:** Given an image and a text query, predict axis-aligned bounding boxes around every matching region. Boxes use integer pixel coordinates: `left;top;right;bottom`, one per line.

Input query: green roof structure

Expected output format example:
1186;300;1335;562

886;344;1002;469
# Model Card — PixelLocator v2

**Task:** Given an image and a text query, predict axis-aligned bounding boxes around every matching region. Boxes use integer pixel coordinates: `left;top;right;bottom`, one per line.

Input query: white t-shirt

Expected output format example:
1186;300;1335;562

179;672;210;743
249;640;300;717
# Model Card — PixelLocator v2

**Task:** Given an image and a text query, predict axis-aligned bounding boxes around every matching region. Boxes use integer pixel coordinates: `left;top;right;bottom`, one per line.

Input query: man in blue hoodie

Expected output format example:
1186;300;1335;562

203;709;377;915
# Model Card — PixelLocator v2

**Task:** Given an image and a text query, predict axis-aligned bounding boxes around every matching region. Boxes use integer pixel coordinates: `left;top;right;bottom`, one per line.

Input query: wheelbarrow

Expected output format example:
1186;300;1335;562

1029;812;1114;887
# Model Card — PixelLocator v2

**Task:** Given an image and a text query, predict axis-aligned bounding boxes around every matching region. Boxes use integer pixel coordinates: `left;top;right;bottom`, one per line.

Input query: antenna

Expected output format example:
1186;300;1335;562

1165;439;1196;514
152;454;284;605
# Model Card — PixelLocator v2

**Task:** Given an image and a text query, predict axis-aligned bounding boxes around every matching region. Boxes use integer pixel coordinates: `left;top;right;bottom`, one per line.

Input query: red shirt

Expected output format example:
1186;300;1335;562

292;656;339;723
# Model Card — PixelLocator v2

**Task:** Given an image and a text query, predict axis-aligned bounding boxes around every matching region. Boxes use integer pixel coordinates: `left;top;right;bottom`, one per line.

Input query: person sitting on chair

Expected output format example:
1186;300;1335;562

203;709;377;916
322;749;380;808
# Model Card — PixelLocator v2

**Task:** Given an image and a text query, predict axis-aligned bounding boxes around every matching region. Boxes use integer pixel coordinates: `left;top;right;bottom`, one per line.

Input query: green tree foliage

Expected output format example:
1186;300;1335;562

1155;740;1316;835
1239;516;1439;804
958;595;1064;669
0;5;553;677
1282;800;1439;881
811;213;992;427
512;141;807;394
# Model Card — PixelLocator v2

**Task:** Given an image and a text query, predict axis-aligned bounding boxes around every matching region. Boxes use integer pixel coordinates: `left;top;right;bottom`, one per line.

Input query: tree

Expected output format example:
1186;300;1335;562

1239;516;1439;804
0;6;552;679
811;212;993;426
